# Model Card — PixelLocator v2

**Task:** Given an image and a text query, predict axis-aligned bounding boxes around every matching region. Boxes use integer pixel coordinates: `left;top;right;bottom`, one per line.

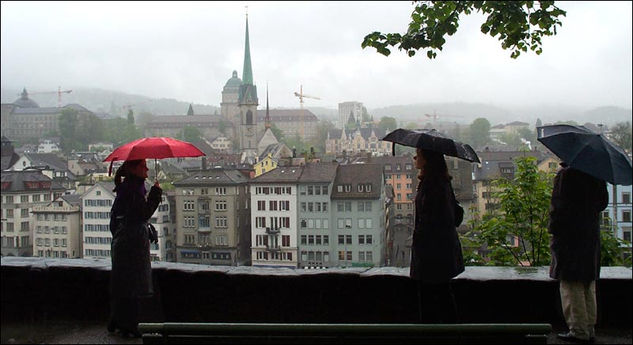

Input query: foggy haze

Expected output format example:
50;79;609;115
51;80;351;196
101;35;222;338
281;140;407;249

1;1;631;114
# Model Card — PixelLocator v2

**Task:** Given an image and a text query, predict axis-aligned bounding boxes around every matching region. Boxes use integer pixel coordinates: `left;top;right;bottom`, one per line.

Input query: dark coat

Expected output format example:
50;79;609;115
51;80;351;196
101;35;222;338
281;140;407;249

109;175;162;298
410;176;465;283
548;167;608;282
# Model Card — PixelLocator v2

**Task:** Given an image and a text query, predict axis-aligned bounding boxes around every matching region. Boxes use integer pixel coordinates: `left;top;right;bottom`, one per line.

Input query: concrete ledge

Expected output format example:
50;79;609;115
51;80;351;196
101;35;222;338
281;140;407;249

2;258;631;328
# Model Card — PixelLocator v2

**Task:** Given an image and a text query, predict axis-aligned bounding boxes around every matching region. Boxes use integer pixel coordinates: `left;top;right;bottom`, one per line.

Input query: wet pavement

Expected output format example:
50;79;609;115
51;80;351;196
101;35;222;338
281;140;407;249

1;321;631;344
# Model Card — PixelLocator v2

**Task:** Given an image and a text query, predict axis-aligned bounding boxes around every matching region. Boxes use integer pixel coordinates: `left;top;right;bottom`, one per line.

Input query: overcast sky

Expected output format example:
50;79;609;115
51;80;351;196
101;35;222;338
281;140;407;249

1;1;631;110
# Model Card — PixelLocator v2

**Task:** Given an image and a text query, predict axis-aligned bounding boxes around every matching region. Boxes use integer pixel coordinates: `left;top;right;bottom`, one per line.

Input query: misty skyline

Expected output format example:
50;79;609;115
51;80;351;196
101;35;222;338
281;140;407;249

1;1;631;111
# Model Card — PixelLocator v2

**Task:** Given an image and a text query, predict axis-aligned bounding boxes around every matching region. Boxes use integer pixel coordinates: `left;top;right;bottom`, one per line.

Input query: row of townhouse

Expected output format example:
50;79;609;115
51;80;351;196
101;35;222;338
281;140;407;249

169;162;387;269
250;162;386;268
1;170;174;261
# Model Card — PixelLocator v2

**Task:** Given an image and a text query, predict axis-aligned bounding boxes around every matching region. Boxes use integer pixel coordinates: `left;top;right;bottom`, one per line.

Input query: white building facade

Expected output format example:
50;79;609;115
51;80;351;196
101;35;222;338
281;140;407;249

605;183;632;244
250;168;301;268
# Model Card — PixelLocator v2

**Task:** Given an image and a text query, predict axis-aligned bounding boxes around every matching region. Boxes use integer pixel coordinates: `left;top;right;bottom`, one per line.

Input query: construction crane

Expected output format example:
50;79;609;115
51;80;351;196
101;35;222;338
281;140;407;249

424;110;463;124
293;85;320;139
18;86;72;107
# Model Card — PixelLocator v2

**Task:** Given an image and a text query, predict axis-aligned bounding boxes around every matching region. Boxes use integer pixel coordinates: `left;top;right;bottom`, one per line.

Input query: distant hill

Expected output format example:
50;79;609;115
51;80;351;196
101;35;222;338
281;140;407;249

3;87;629;127
1;87;220;117
369;102;513;126
368;102;631;127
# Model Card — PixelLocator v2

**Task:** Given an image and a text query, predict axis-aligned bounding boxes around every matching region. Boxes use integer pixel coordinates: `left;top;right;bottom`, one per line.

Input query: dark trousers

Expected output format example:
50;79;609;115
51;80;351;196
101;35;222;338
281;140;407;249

416;281;458;323
109;296;139;332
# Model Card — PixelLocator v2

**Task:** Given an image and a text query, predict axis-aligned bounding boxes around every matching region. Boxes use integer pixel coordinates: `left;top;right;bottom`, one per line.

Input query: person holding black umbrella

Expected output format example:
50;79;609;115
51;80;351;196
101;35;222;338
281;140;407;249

107;159;162;338
538;124;630;343
410;148;465;323
382;128;478;324
548;163;608;343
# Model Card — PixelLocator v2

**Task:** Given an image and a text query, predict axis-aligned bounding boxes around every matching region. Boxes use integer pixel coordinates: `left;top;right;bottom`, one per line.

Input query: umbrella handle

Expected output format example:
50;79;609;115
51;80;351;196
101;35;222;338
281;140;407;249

154;158;159;182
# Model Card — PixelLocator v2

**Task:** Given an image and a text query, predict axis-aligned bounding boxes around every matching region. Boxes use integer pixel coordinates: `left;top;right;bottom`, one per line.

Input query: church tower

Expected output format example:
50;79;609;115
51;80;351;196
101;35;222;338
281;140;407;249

238;11;259;161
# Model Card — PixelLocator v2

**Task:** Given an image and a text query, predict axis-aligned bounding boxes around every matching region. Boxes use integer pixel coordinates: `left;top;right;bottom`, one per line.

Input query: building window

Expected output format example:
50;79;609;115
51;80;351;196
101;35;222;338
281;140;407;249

623;192;631;204
215;200;227;211
623;210;631;223
183;200;195;211
21;195;29;203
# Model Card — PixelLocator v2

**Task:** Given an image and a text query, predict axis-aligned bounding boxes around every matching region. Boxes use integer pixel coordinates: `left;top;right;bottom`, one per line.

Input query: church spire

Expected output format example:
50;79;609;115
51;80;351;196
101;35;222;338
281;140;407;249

265;83;271;129
242;10;253;86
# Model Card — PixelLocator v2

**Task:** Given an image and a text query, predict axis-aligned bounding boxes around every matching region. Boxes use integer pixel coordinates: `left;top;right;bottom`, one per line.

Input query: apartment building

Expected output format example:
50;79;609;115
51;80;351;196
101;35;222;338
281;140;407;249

297;162;338;268
1;170;65;256
32;194;81;258
173;168;251;265
331;163;385;267
250;167;301;268
604;184;633;244
81;182;114;258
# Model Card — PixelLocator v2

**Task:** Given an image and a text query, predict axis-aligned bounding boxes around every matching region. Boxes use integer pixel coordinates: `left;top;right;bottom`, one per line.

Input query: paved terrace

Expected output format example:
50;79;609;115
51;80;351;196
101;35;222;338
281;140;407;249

1;258;631;344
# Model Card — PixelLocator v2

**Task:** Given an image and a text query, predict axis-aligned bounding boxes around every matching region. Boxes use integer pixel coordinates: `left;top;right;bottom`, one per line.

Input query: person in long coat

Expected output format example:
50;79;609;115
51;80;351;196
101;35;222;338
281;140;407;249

108;159;162;338
411;148;465;323
549;162;608;343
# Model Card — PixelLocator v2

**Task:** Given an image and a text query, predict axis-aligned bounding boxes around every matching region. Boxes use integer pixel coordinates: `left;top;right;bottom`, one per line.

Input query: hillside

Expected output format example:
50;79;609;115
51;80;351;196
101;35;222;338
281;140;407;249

1;87;220;117
2;87;629;127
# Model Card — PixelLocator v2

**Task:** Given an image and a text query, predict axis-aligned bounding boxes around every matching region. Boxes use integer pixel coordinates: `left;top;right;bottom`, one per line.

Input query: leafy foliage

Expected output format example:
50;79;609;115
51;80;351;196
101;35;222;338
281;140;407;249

312;119;335;153
469;117;491;148
103;117;142;146
467;156;553;266
181;125;203;143
378;116;398;132
599;215;632;267
608;121;632;153
58;108;105;153
362;1;566;59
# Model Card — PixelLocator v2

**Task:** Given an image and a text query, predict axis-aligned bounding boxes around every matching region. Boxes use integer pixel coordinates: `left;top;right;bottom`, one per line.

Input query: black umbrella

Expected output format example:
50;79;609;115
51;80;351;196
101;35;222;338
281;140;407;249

382;128;480;163
537;124;632;185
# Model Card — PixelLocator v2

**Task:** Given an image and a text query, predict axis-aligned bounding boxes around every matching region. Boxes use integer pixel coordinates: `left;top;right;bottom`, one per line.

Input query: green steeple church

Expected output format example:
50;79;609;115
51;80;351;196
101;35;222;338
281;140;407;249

238;11;259;162
238;13;258;106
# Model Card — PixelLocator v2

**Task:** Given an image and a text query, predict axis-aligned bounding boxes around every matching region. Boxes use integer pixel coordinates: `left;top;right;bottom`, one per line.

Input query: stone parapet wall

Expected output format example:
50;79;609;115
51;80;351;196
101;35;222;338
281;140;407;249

1;258;630;328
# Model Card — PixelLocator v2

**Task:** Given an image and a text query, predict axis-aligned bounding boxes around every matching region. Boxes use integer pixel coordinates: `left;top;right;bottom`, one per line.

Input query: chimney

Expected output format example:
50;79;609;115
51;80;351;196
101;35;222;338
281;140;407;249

202;157;207;170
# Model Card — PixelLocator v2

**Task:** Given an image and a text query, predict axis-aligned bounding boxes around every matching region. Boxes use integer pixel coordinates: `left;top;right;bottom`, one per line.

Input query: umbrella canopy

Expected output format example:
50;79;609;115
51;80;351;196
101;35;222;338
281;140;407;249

537;124;632;185
382;128;480;163
103;137;206;176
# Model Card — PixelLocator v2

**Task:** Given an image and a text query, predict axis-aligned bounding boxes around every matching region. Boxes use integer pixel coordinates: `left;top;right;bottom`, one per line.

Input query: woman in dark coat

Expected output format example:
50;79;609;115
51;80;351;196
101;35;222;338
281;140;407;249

411;148;465;323
108;159;162;337
549;163;608;342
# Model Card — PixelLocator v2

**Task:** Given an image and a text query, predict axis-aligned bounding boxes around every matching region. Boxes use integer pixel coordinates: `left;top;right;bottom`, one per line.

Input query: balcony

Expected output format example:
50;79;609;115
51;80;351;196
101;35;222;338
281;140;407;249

1;258;631;344
265;227;280;235
266;244;281;252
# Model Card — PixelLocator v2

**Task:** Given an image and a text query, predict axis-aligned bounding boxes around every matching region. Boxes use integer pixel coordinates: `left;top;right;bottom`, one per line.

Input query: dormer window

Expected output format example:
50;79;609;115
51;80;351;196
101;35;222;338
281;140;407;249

366;184;372;192
344;184;351;193
358;184;364;192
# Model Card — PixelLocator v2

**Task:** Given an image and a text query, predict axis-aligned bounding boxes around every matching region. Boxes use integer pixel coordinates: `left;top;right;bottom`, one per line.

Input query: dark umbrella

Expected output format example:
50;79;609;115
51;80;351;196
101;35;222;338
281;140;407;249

537;124;632;185
103;137;206;177
382;128;480;163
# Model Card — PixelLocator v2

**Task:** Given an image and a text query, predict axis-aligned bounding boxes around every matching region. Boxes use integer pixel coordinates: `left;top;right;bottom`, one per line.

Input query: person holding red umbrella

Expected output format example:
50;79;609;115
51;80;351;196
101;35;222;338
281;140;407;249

107;159;162;338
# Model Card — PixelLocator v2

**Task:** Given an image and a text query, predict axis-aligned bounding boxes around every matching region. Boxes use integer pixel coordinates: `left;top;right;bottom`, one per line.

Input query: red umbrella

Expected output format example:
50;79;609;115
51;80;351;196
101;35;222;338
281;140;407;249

103;137;206;176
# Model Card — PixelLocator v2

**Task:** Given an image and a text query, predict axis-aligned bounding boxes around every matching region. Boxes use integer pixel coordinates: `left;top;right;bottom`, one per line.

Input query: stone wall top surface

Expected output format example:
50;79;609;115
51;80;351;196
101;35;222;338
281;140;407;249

1;257;631;280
